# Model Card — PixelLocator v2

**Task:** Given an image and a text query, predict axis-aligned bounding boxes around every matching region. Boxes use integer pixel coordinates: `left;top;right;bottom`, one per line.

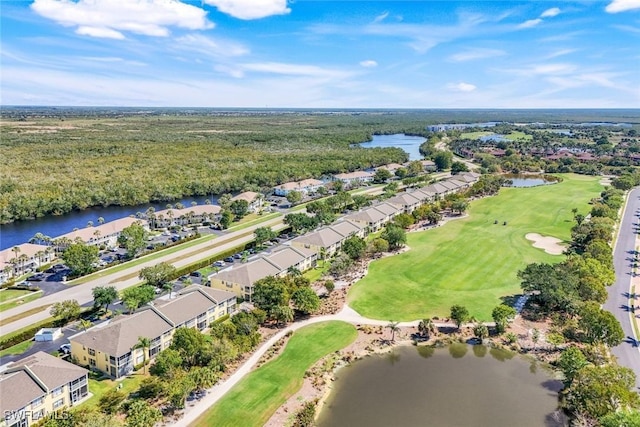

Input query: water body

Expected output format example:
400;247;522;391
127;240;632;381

0;195;217;251
317;344;565;427
503;174;559;188
479;133;510;143
359;134;426;161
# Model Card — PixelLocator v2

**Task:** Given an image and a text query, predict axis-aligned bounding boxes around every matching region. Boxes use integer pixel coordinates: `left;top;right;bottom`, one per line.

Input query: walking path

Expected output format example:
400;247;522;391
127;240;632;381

172;303;481;426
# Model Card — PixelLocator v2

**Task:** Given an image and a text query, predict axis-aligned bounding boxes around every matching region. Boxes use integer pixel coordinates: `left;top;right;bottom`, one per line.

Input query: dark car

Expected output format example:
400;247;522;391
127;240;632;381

27;273;45;281
190;271;202;277
233;253;242;259
223;256;234;263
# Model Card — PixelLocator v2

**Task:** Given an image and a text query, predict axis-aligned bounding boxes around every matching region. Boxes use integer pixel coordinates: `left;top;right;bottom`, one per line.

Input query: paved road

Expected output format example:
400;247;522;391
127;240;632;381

0;217;287;336
604;186;640;388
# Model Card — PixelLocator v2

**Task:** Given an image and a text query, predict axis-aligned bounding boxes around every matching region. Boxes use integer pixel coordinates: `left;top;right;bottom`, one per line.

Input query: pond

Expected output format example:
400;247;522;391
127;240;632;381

316;344;566;427
503;174;559;188
357;134;426;161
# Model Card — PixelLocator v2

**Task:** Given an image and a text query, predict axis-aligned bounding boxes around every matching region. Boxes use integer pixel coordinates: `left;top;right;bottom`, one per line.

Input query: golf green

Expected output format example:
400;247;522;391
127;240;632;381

348;174;603;321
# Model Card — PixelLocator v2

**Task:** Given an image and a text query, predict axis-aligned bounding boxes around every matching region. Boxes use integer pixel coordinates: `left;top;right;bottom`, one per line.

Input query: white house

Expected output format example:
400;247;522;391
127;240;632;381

333;171;375;187
0;243;55;283
53;218;149;250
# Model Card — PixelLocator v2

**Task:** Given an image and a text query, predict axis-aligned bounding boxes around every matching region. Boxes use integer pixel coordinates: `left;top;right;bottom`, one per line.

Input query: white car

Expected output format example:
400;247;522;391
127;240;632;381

59;344;71;354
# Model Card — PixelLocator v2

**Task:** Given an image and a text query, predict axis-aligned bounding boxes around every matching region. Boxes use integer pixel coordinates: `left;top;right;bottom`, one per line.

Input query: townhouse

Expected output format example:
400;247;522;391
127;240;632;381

0;243;55;283
53;218;149;250
152;205;221;229
376;163;404;174
274;179;325;196
209;245;318;300
230;191;263;213
333;171;375;187
69;285;235;378
420;160;437;172
386;192;423;214
0;352;88;427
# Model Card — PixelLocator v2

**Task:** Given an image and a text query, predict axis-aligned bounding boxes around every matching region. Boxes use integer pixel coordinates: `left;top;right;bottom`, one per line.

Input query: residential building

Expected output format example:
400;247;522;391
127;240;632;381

0;352;88;427
0;243;55;283
291;227;346;257
273;179;324;196
376;163;404;174
333;171;374;187
344;207;389;232
152;205;221;229
420;160;437;171
230;192;263;212
69;285;235;378
387;192;423;214
53;218;149;250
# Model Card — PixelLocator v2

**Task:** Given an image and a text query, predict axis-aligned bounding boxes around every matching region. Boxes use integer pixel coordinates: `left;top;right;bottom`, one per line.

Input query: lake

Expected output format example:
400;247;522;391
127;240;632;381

503;174;559;188
0;195;217;251
316;344;566;427
358;134;426;161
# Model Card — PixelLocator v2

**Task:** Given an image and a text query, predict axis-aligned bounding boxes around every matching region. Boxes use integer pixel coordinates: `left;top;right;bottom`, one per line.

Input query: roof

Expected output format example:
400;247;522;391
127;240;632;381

70;309;173;357
376;163;404;172
275;179;323;191
408;188;434;201
154;204;220;219
298;178;323;187
264;246;310;270
424;182;449;194
231;191;261;203
420;160;436;166
7;351;87;391
154;291;215;325
292;227;345;248
330;220;365;237
334;171;374;180
387;193;422;207
372;202;401;216
344;207;387;224
179;284;236;303
211;258;281;287
55;217;147;243
0;243;51;269
0;370;45;415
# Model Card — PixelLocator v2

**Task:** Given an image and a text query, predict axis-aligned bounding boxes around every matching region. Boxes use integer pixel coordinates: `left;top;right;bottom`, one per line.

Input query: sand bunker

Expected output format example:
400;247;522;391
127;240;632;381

525;233;565;255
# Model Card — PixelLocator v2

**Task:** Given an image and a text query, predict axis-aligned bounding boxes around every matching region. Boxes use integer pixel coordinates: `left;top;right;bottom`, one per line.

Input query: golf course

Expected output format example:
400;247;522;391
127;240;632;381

195;321;357;427
348;174;604;321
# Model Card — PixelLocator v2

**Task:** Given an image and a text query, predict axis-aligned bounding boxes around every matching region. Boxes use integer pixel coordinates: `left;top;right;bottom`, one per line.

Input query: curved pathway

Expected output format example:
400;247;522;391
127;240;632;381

172;304;480;426
603;186;640;388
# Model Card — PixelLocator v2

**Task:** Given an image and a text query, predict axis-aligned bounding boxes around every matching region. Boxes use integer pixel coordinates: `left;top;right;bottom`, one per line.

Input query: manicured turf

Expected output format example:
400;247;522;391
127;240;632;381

348;174;603;321
80;373;146;410
0;289;32;303
195;321;357;427
0;291;43;312
0;340;33;357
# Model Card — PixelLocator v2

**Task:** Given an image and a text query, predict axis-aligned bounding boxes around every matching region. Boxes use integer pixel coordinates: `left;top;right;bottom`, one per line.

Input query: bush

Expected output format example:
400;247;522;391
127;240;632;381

293;401;317;427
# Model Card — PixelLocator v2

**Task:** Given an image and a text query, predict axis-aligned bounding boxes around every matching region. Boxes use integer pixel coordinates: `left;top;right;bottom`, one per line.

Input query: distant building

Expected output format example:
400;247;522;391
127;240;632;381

152;205;221;229
53;218;148;250
333;171;374;187
274;179;324;196
230;191;263;212
0;243;56;283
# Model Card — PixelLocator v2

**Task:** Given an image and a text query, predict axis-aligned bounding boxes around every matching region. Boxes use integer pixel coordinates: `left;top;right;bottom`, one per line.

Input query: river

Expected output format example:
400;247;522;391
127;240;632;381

317;344;566;427
359;134;426;161
0;195;217;250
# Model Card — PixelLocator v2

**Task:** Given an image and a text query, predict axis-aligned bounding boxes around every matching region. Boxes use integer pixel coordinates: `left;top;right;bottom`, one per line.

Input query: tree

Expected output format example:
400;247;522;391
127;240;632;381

450;305;469;329
600;410;640;427
273;305;294;326
50;299;81;324
579;303;624;347
121;285;155;313
125;399;162;427
137;376;166;400
171;327;208;367
369;237;389;255
284;213;319;234
134;336;151;375
150;348;183;378
557;346;589;387
381;224;406;250
342;235;367;260
286;190;303;205
98;389;126;415
565;365;639;419
351;194;371;210
291;287;320;314
451;161;469;174
118;222;148;258
138;262;176;289
373;168;393;183
218;193;232;209
451;200;469;215
329;253;353;278
252;276;289;318
418;318;437;338
92;286;118;313
473;323;489;341
386;321;400;341
229;199;249;220
254;226;277;247
433;151;453;171
492;304;516;334
79;319;92;332
406;160;424;177
393;213;415;229
219;210;233;229
62;243;99;276
324;280;335;294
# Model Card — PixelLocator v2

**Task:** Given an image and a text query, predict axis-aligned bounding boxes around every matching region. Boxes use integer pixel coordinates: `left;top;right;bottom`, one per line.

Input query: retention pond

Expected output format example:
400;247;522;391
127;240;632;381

316;344;566;427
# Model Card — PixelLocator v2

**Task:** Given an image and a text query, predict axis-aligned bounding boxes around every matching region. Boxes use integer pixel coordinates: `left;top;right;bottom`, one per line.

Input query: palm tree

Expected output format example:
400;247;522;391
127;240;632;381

29;232;45;244
97;216;105;225
87;221;93;227
418;319;437;339
133;337;151;375
386;321;400;342
287;266;302;277
17;254;29;276
79;319;92;332
162;282;174;298
11;246;21;267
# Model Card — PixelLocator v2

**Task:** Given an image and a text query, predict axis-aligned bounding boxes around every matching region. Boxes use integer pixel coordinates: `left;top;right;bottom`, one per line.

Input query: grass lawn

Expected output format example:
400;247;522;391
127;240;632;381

303;262;330;283
505;131;533;141
460;131;492;139
195;321;357;427
80;373;146;410
0;339;34;357
348;174;603;321
227;212;281;231
0;289;33;303
0;291;43;313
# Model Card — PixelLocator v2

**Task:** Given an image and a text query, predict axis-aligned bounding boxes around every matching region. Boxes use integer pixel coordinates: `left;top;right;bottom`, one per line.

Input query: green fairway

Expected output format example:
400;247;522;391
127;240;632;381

348;174;602;321
195;321;357;427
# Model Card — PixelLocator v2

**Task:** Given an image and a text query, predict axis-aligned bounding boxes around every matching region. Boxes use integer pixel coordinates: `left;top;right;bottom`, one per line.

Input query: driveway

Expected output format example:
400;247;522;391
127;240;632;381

603;186;640;389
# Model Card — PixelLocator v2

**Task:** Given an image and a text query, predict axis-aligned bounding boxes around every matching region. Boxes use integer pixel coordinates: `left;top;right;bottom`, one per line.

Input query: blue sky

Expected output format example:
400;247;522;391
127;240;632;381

1;0;639;108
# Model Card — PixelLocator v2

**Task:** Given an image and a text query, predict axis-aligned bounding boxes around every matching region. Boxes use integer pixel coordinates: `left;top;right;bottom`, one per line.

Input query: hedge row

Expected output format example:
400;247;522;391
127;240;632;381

0;320;57;350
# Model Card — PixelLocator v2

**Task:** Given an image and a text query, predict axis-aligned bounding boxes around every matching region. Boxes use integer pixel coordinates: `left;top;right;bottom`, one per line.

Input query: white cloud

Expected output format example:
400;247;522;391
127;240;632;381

518;18;542;29
359;60;378;68
175;34;249;58
31;0;212;39
203;0;290;20
373;12;389;24
448;82;477;92
449;48;506;62
240;62;351;79
540;7;561;18
606;0;640;13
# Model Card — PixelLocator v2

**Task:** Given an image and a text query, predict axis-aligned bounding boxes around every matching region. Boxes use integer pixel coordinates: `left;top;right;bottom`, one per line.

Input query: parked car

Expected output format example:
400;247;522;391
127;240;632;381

213;261;225;267
223;257;234;263
233;253;242;259
27;273;45;281
59;344;71;354
190;271;202;277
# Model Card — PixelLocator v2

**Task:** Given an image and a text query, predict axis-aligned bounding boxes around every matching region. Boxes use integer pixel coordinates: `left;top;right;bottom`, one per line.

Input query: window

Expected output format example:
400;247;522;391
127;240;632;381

88;348;95;356
31;397;44;407
53;398;64;409
31;409;45;421
52;387;63;397
89;358;96;366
